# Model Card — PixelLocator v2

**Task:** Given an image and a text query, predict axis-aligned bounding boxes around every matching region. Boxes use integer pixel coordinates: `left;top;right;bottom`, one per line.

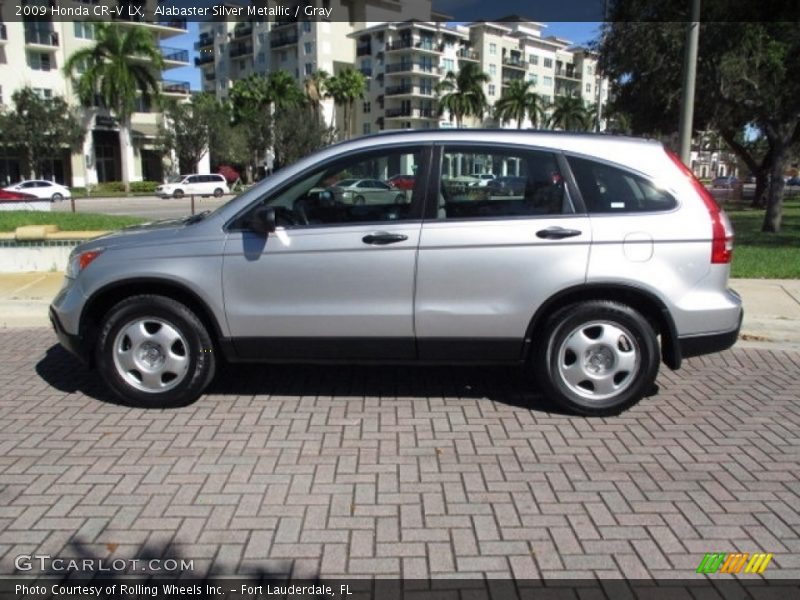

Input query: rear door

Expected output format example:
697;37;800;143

414;143;591;361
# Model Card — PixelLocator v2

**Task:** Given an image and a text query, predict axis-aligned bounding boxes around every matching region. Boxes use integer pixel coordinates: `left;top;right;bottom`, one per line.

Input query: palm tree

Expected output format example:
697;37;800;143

436;62;490;127
304;69;329;123
548;95;591;132
64;23;164;193
267;69;304;113
493;80;547;129
324;68;366;139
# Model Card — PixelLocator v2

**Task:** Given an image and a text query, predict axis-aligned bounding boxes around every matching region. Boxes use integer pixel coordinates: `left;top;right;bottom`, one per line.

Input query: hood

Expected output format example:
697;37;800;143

79;215;208;252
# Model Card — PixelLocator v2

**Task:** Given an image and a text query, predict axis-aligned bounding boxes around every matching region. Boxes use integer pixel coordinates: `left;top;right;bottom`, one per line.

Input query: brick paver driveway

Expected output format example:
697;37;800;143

1;329;799;580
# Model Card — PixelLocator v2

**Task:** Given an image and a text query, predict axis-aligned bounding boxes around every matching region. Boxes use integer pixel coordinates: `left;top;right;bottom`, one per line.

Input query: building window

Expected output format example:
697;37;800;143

489;64;496;76
488;84;495;96
363;101;371;113
258;52;265;64
529;54;538;65
587;65;594;75
33;88;53;99
27;52;52;71
280;51;287;62
305;62;313;75
363;123;371;135
303;21;312;33
585;83;591;93
543;76;553;87
0;85;4;105
442;58;454;72
74;22;94;40
304;41;313;54
543;58;553;68
528;73;538;85
489;43;496;55
259;33;266;44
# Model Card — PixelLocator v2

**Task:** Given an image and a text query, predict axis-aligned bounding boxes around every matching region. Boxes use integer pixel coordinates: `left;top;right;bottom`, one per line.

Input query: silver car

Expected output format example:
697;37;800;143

50;130;742;416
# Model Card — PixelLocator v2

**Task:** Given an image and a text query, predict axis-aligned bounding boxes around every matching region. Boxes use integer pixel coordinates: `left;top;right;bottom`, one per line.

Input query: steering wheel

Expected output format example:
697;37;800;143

274;205;308;227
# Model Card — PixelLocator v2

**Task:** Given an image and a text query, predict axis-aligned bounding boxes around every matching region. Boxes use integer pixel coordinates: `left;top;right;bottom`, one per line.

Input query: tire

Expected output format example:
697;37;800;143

354;195;365;205
533;300;659;417
95;295;216;408
173;189;184;199
51;193;63;202
213;188;224;198
394;193;406;204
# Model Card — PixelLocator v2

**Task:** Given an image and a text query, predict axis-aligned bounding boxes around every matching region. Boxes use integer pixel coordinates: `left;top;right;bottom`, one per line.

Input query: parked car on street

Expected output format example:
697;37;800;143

711;175;739;189
51;130;741;416
471;173;497;187
786;176;800;187
486;175;528;196
155;174;229;199
0;189;38;201
3;180;71;202
329;179;406;205
386;174;416;190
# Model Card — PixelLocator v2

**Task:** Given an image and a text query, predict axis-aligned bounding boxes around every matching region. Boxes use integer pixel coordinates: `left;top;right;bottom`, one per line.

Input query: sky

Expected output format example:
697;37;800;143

164;22;602;92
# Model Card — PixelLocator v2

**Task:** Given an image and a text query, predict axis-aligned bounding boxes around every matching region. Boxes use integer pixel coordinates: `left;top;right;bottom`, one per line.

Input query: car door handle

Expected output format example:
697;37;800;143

536;227;582;240
362;232;408;245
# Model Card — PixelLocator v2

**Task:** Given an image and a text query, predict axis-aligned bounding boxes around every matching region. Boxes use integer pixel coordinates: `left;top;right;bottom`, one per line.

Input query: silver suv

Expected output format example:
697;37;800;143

50;131;742;416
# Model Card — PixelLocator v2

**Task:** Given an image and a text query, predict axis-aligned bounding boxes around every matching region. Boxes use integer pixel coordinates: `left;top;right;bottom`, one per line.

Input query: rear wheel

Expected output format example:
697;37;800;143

354;195;365;205
533;300;659;416
173;189;184;199
95;295;216;407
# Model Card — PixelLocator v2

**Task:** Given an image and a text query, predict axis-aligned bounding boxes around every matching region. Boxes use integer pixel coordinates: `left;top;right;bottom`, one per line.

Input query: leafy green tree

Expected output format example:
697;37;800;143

304;69;330;123
0;88;84;181
64;23;164;193
548;95;590;132
273;105;337;169
436;63;490;127
493;80;547;129
158;93;229;173
598;6;800;232
324;68;367;139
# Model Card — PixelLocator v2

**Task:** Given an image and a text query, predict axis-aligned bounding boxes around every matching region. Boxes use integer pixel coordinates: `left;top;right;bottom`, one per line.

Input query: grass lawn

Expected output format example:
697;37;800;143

727;198;800;279
0;211;146;232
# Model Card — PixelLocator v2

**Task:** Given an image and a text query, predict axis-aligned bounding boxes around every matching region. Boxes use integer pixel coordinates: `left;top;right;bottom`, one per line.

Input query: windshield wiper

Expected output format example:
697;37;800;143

184;210;210;225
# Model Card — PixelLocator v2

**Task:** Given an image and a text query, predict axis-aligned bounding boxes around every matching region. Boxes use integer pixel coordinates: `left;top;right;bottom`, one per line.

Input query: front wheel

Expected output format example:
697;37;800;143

213;188;224;198
533;300;659;416
51;193;63;202
173;189;184;199
95;295;216;407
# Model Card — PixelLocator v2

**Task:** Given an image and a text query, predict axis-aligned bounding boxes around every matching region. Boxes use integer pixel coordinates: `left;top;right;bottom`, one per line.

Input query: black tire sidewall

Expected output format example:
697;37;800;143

173;190;184;199
214;188;223;197
95;296;215;407
535;301;659;416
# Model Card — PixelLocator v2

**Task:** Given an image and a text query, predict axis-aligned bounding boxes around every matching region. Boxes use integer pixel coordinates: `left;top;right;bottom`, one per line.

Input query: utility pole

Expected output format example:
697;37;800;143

678;0;701;164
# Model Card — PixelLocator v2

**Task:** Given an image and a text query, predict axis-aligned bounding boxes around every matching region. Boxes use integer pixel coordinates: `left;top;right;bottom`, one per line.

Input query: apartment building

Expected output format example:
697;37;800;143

351;19;608;133
0;2;190;187
195;0;442;136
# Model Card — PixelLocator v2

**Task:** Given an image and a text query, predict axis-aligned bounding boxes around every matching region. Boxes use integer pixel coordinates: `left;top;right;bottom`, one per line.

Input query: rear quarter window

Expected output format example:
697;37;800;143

567;156;677;213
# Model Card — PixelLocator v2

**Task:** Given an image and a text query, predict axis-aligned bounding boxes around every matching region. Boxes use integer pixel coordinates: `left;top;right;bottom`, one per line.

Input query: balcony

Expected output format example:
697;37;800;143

24;29;59;48
204;71;216;81
161;46;189;65
385;85;434;97
270;31;298;48
0;23;7;43
272;19;296;29
232;23;253;39
157;19;187;30
386;39;413;51
356;43;371;57
195;33;214;50
457;49;479;61
385;62;439;76
502;56;526;70
230;43;253;58
160;80;190;95
555;68;581;81
359;67;372;77
194;53;215;66
385;107;437;119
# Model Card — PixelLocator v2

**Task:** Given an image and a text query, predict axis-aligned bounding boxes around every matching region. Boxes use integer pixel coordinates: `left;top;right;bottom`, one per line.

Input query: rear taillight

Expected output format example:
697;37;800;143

665;148;733;264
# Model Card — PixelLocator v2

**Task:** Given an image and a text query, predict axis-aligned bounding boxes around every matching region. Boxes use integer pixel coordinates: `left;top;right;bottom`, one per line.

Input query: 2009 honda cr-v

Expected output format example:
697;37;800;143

50;130;742;416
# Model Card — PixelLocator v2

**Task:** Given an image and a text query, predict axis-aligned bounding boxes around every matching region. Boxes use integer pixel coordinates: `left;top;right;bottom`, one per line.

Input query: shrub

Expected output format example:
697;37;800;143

217;165;240;184
130;181;160;193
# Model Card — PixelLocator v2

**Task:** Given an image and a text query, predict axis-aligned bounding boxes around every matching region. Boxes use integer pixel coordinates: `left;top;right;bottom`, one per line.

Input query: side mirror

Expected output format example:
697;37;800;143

250;206;276;235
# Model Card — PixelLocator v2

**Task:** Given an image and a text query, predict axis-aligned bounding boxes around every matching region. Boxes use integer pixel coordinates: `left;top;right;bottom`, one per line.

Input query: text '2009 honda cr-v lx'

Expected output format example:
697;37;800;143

50;130;742;416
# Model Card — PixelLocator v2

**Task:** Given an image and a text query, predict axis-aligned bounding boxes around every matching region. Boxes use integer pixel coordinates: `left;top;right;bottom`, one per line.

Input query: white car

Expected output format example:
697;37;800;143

155;174;229;199
3;180;71;202
472;173;497;187
329;178;407;205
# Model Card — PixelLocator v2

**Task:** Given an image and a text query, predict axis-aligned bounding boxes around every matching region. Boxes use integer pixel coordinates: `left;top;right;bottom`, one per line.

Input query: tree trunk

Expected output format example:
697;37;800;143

119;119;133;195
752;172;768;208
762;143;787;233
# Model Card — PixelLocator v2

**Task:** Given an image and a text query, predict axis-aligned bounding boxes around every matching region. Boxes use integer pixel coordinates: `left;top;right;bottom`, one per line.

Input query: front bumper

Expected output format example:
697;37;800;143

49;306;91;365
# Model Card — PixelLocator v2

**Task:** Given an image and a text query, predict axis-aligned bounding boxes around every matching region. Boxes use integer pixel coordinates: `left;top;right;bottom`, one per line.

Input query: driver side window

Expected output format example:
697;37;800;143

252;147;424;228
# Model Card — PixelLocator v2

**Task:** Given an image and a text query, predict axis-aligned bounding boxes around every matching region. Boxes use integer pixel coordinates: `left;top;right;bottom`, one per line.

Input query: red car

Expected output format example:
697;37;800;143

386;174;415;190
0;189;37;201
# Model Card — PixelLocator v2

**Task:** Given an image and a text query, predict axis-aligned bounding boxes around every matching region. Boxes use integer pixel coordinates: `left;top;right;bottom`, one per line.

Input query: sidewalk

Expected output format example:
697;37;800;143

1;272;799;350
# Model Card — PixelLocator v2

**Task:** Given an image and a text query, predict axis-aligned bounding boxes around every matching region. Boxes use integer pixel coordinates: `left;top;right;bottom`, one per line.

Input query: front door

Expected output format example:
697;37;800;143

222;144;430;361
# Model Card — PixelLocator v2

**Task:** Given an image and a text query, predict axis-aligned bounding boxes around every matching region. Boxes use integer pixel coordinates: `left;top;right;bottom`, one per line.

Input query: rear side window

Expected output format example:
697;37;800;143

568;156;677;213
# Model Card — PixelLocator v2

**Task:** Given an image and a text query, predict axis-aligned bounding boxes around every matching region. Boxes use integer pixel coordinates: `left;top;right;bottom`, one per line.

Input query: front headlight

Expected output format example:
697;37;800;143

66;248;104;278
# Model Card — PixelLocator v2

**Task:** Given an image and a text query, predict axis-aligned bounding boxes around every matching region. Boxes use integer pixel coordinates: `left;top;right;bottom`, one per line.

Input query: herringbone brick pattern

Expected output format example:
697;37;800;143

1;329;798;579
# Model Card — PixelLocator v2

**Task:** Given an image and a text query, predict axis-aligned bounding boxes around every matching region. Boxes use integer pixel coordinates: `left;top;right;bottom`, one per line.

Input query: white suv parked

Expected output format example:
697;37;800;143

155;174;229;199
51;131;742;416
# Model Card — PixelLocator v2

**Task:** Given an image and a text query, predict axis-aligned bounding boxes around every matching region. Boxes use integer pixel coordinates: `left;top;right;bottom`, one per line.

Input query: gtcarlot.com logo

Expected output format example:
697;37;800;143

15;555;194;573
696;552;773;574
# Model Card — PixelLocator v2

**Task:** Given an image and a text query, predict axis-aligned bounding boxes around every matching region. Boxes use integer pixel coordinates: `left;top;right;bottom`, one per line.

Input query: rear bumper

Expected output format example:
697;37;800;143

49;306;90;365
678;309;742;359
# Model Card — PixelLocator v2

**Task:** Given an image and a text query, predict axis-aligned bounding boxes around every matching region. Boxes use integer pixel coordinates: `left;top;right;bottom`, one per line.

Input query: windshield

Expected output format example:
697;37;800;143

167;175;184;183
